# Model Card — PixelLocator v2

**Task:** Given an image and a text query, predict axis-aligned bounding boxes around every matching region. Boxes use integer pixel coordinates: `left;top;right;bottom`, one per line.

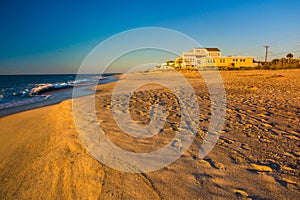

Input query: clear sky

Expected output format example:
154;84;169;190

0;0;299;74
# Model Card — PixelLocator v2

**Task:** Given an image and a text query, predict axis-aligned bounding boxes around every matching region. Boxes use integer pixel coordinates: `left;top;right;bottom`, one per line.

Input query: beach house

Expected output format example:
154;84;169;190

160;60;175;69
181;48;221;68
180;48;254;69
198;56;254;69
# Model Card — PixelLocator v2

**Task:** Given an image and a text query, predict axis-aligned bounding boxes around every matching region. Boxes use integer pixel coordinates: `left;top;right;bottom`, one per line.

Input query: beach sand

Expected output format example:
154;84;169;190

0;70;299;199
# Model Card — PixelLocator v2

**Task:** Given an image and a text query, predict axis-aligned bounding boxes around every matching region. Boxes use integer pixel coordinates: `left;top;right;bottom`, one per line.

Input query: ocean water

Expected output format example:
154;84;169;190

0;74;116;116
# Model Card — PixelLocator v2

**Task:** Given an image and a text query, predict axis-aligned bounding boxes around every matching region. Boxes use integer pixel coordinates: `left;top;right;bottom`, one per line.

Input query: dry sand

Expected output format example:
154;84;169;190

0;69;299;199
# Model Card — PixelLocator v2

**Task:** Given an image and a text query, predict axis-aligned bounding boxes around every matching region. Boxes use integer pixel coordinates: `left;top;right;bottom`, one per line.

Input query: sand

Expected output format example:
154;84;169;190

0;69;299;199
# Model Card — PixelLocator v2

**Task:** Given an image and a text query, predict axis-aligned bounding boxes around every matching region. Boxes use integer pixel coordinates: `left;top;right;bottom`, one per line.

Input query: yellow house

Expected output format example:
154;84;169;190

174;57;183;68
198;56;254;69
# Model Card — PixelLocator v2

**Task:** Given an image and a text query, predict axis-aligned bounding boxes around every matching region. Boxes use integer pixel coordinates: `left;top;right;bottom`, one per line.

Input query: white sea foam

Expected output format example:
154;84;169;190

29;76;104;96
0;96;45;109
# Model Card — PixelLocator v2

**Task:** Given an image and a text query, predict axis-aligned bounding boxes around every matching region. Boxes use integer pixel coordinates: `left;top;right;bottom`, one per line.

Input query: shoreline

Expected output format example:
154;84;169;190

0;74;119;118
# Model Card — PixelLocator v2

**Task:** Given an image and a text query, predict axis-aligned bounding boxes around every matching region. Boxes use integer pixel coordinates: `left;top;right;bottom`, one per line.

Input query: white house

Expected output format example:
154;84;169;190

181;48;221;68
159;60;175;70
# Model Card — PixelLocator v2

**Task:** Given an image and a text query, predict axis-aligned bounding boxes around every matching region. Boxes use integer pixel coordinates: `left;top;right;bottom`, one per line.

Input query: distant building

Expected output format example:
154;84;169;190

158;60;174;70
182;48;221;68
174;57;183;68
179;48;254;69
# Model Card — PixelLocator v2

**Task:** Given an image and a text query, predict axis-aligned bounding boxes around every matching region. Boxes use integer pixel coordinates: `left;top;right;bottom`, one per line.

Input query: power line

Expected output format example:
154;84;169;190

268;46;300;58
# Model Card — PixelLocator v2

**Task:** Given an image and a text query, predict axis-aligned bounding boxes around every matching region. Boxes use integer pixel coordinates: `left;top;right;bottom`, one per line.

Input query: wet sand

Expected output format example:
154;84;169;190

0;69;299;199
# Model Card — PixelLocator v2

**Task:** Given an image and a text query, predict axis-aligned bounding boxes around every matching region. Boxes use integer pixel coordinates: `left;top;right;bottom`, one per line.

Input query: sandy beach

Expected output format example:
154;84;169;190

0;69;299;199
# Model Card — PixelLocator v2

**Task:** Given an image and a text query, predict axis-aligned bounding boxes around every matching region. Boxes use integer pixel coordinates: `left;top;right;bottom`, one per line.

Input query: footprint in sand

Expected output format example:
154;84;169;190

229;152;248;164
203;158;225;170
241;143;251;150
234;189;251;199
219;137;235;144
198;159;211;168
275;177;298;187
281;165;294;172
248;163;273;173
292;151;300;157
224;138;235;144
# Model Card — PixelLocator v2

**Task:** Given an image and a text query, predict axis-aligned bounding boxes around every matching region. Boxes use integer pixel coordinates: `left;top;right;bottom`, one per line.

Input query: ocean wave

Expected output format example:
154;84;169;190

28;76;103;96
29;83;72;96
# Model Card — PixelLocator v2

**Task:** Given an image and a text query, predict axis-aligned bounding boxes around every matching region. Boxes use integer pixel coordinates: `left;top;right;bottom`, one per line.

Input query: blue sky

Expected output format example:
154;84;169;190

0;0;299;74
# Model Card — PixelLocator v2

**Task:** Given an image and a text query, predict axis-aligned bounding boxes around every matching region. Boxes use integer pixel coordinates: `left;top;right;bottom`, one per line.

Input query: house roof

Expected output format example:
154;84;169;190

205;48;220;52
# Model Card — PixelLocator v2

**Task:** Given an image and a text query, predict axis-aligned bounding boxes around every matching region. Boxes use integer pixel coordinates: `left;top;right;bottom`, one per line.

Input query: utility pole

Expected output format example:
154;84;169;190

264;45;270;64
